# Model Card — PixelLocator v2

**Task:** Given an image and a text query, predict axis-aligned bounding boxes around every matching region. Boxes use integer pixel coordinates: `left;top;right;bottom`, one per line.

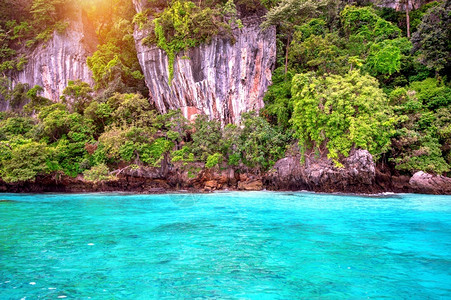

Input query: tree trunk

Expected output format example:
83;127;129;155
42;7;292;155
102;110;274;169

406;0;411;38
284;36;291;75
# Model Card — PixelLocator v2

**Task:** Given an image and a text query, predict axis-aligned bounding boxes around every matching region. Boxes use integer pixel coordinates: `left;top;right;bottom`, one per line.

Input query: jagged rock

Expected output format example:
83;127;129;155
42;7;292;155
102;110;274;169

204;180;219;191
133;1;276;124
264;156;306;190
238;179;263;191
266;149;378;193
409;171;451;194
11;9;96;103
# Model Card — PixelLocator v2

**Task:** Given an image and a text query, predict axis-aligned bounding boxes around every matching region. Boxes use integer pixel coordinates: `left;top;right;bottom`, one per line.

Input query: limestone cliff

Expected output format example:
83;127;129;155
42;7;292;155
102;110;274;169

133;2;276;124
11;10;96;102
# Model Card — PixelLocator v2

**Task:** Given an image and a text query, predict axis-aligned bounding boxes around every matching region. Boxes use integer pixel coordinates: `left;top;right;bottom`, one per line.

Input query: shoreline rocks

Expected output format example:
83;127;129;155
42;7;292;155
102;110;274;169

0;153;449;195
409;171;451;194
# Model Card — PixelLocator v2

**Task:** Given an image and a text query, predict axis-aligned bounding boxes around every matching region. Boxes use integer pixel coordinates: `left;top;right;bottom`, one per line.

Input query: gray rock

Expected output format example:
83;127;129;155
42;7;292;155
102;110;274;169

409;171;451;194
266;149;377;193
133;1;276;124
10;9;96;102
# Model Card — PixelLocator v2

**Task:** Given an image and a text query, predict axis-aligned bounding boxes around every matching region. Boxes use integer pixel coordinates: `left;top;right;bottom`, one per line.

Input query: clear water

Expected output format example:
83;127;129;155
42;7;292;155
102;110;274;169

0;192;450;299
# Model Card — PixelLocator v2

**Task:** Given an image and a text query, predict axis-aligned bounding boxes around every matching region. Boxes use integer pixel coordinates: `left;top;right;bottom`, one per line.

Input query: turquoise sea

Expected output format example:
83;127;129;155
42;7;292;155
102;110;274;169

0;192;450;299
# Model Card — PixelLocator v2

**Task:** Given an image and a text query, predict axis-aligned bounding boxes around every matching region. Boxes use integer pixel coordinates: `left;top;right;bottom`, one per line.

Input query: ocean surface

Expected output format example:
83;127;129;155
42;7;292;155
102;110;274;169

0;192;450;299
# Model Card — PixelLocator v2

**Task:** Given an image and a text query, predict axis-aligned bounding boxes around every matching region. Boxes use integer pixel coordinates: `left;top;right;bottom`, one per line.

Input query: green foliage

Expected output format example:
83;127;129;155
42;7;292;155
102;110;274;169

239;112;289;169
0;140;48;183
60;80;94;114
411;1;450;74
140;138;174;166
409;78;451;110
191;114;222;161
93;93;178;167
47;138;89;176
171;146;195;163
389;78;451;174
83;164;113;182
340;5;401;42
0;116;34;139
289;31;348;74
108;93;157;128
390;130;449;174
23;85;52;113
87;17;147;96
291;70;396;164
149;0;232;82
84;101;114;137
172;111;288;171
262;67;294;128
365;38;412;76
261;0;322;30
206;153;223;168
38;103;92;143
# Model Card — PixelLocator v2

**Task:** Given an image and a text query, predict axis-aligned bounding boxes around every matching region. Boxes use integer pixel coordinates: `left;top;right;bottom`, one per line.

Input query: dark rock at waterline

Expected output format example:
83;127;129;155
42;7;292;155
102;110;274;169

1;155;450;194
409;171;451;194
265;149;381;193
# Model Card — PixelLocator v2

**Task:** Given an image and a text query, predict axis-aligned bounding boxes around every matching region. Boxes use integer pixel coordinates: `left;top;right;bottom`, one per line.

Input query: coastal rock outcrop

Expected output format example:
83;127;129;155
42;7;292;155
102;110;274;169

266;149;378;193
133;1;276;124
11;9;96;102
409;171;451;194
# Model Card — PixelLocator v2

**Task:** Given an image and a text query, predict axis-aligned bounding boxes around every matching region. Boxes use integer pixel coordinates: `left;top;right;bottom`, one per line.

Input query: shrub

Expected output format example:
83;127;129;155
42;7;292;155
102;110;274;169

291;70;396;164
206;153;223;168
83;164;113;182
0;140;48;183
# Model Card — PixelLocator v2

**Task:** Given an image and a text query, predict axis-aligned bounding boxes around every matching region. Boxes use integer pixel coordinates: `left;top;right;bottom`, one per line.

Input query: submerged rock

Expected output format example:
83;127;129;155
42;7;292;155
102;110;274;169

133;1;276;124
409;171;451;194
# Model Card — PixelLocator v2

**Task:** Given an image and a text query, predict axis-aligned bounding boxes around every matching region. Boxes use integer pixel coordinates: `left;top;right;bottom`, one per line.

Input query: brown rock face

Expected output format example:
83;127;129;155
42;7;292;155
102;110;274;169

409;171;451;194
133;2;276;124
238;179;263;191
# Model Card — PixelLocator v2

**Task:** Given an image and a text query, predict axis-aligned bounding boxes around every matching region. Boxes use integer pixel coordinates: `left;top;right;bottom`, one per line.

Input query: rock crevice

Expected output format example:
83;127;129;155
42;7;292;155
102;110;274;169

11;9;96;102
133;3;276;124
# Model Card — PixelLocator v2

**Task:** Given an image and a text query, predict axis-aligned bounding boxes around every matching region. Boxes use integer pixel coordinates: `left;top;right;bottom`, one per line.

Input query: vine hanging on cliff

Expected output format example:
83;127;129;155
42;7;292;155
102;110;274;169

145;0;240;83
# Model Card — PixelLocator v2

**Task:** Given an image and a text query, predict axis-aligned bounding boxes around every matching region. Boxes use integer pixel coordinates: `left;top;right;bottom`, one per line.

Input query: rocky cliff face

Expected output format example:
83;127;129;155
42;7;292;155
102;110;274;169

11;10;96;102
133;2;276;124
373;0;428;10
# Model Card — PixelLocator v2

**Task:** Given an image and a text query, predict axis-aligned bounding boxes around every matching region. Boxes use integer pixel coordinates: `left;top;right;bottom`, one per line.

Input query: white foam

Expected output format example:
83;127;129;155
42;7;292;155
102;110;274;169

49;287;56;290
57;296;67;299
29;282;36;285
87;243;94;246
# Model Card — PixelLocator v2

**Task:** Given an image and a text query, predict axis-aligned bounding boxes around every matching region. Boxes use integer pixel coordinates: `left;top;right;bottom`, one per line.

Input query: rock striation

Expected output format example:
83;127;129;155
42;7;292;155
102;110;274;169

11;10;96;102
133;1;276;124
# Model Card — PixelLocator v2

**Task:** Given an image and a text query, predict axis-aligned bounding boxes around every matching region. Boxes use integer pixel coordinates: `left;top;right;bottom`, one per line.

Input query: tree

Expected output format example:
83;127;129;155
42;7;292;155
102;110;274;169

411;0;451;74
291;70;396;164
262;0;325;74
191;114;222;161
0;140;48;182
60;80;94;114
365;37;412;76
